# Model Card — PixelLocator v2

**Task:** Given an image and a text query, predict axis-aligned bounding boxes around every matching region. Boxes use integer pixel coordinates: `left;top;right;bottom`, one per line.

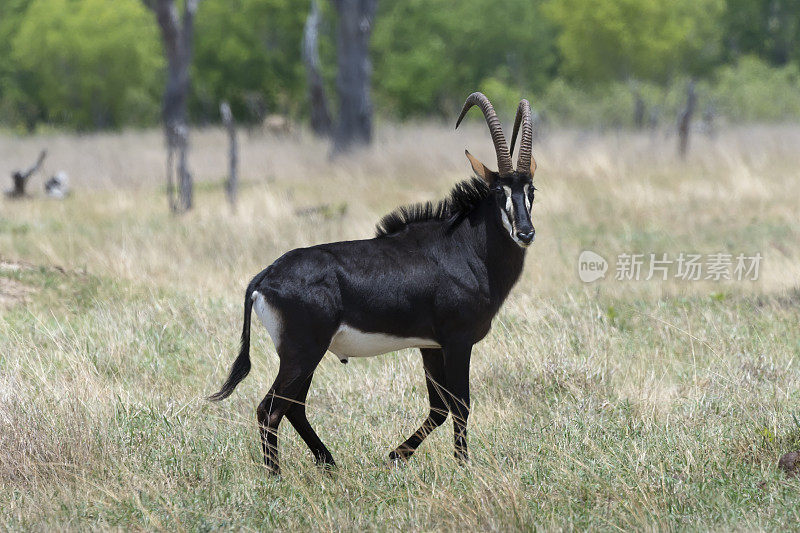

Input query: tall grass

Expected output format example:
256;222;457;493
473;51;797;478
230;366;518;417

1;124;799;530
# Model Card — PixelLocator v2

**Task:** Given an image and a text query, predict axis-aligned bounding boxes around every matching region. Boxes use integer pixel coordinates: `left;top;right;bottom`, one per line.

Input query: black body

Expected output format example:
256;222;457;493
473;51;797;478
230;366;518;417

266;181;524;347
210;93;537;475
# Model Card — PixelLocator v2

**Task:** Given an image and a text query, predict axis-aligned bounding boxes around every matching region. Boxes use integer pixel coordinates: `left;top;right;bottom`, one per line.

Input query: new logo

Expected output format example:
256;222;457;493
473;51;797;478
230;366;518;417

578;250;608;282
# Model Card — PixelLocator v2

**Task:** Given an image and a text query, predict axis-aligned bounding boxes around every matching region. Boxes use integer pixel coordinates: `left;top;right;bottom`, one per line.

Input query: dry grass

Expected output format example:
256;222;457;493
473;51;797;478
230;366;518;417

1;124;800;531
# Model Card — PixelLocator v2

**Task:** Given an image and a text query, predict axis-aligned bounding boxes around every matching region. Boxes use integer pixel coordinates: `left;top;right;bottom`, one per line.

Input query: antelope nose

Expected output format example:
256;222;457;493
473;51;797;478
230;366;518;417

516;229;535;244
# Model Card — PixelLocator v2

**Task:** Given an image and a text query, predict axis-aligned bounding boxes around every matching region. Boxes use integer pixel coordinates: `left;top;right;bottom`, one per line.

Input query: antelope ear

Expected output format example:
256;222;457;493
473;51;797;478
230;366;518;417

465;150;498;184
530;157;537;176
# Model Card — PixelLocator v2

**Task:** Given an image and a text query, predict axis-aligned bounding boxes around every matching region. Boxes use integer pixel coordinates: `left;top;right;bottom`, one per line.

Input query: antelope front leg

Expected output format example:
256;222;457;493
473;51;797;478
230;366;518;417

443;341;472;464
390;348;449;463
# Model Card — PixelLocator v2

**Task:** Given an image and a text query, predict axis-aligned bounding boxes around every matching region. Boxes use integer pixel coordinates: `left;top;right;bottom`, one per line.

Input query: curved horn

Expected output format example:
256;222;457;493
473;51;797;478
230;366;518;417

509;99;533;173
455;92;513;175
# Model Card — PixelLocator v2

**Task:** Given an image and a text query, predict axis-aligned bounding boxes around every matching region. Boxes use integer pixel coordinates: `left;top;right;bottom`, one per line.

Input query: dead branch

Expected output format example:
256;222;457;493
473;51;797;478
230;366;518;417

678;80;697;158
6;150;46;198
303;0;333;136
220;101;238;209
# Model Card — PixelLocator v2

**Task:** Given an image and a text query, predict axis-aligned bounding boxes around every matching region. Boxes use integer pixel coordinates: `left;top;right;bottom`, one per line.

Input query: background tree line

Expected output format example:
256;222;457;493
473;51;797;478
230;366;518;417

1;0;800;132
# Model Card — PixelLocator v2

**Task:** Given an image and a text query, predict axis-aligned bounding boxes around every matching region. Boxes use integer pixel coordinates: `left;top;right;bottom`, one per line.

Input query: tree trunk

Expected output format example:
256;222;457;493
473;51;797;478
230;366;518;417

145;0;200;212
702;104;716;138
220;101;238;209
678;80;696;158
768;0;789;65
633;92;645;129
331;0;376;155
6;150;46;198
303;0;333;137
628;79;645;129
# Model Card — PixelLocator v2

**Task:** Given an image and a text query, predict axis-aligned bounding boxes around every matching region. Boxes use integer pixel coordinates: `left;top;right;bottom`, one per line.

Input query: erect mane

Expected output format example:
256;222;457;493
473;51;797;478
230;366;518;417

375;178;490;237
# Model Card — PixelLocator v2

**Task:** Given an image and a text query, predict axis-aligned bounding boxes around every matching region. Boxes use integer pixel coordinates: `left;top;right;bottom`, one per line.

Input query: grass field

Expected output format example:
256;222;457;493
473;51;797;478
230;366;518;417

2;124;800;530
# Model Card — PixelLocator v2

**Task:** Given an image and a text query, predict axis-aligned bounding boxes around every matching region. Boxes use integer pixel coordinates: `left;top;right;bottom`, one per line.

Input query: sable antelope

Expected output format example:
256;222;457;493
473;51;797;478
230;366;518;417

209;92;537;475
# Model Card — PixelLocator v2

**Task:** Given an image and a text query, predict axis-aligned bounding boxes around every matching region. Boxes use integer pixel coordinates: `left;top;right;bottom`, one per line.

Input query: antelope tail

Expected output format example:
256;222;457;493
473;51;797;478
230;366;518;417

208;283;255;401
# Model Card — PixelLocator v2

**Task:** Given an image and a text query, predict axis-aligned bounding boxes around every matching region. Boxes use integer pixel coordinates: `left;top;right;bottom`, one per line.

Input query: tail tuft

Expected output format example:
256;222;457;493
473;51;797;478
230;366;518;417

207;343;251;401
208;283;256;401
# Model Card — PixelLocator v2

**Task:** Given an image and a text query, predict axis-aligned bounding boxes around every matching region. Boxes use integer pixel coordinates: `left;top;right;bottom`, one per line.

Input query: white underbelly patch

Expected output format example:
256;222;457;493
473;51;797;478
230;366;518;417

251;293;439;362
328;324;440;362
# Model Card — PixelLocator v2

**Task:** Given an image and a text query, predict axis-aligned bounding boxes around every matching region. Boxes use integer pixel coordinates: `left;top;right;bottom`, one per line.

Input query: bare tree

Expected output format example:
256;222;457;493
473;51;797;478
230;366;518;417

6;150;46;198
701;103;717;139
220;101;238;210
633;91;645;129
628;80;645;129
143;0;201;212
678;80;696;158
331;0;376;154
303;0;333;137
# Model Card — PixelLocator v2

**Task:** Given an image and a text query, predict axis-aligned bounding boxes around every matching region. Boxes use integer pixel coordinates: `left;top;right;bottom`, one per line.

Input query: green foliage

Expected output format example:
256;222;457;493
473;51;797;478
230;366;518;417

538;55;800;128
713;56;800;121
192;0;309;122
9;0;163;130
539;79;638;127
544;0;725;83
0;0;35;129
1;0;800;129
372;0;556;118
723;0;800;65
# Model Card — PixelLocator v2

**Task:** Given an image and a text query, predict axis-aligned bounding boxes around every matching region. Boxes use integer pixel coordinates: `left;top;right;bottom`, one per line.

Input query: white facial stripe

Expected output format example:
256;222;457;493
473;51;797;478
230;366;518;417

524;184;531;212
499;185;533;248
502;185;515;223
501;185;522;243
500;208;520;243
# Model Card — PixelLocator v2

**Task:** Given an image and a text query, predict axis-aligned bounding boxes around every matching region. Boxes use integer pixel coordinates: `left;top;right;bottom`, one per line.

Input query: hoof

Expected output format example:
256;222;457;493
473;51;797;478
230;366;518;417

263;459;281;477
387;450;411;469
316;460;337;475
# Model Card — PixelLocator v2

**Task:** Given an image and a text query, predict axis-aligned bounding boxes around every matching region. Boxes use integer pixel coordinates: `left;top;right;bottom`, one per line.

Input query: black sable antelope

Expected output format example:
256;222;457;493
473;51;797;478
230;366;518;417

210;92;537;475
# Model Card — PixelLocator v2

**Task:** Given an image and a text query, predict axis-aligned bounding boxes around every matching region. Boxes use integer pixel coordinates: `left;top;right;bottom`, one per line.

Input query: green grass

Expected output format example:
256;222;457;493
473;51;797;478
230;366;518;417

3;254;800;530
2;124;800;530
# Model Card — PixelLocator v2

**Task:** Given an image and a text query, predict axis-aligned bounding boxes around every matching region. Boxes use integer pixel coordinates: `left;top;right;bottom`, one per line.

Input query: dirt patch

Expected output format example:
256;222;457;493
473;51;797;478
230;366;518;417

0;258;36;308
0;277;34;308
0;259;34;272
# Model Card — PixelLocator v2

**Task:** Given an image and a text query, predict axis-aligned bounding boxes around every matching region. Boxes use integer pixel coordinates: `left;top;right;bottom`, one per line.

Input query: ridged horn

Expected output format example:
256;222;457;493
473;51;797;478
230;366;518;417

455;92;513;175
509;99;533;173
